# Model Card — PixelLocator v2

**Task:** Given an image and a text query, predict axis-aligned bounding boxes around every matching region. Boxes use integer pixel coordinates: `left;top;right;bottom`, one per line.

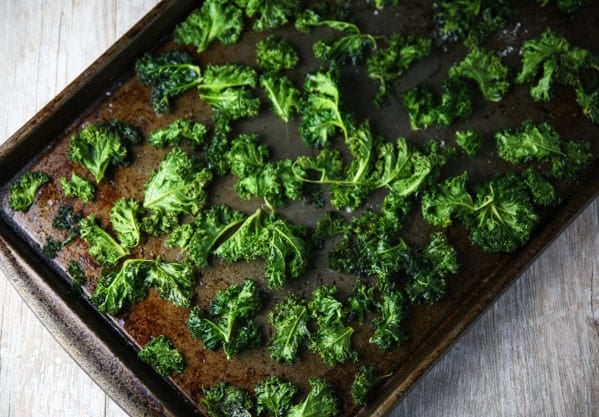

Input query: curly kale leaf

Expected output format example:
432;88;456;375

516;28;597;102
260;74;302;122
175;0;244;53
433;0;511;47
79;215;129;266
138;335;184;377
268;295;311;364
60;173;95;202
226;133;304;207
255;35;300;72
449;47;510;102
143;147;213;216
135;50;202;114
8;171;50;211
148;119;208;148
109;198;143;249
299;68;352;148
167;204;247;267
240;0;301;31
198;64;260;131
201;382;255;417
91;259;149;315
400;78;472;130
255;376;298;417
309;285;357;366
187;279;263;359
367;33;432;106
67;120;142;182
287;377;339;417
494;120;592;182
145;259;196;308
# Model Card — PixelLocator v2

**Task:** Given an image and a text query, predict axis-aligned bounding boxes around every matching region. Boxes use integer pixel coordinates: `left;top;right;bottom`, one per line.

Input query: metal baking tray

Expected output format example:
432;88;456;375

0;0;597;416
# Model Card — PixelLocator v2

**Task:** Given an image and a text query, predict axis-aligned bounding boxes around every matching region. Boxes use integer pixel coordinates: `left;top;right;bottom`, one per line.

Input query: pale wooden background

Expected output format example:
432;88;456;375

0;1;597;417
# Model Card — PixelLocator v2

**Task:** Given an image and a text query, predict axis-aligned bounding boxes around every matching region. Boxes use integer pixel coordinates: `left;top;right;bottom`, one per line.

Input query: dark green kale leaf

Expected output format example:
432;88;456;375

148;119;209;148
187;279;263;359
110;198;143;249
143;147;213;216
135;50;202;114
255;376;298;417
201;382;255;417
138;335;185;377
268;295;311;364
8;171;50;211
60;173;95;202
175;0;244;53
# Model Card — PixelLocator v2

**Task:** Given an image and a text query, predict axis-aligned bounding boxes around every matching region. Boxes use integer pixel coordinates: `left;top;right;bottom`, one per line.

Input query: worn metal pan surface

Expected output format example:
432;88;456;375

0;0;597;416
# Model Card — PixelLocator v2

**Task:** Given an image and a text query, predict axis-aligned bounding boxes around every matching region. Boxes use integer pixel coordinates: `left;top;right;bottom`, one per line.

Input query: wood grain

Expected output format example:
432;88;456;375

0;1;597;417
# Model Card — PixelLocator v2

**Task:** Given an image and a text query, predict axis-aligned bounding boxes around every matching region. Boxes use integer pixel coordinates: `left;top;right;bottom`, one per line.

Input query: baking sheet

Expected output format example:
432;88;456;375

0;1;597;416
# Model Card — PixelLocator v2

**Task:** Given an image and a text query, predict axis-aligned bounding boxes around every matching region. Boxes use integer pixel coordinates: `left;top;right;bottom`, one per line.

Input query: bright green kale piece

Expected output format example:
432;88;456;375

255;35;300;72
421;172;473;228
516;28;598;103
366;33;432;105
287;377;339;417
260;74;302;122
295;124;439;212
201;382;255;417
576;86;599;123
8;171;50;211
312;19;378;66
225;133;303;207
455;129;483;157
198;63;260;132
299;68;352;148
422;172;541;253
347;280;376;324
494;120;592;182
143;147;213;216
433;0;511;47
214;209;309;289
138;335;185;377
60;173;95;202
145;259;196;308
141;208;180;237
91;258;148;315
268;295;311;364
370;288;407;350
79;215;128;266
148;119;209;148
175;0;244;53
449;47;510;102
187;279;263;359
400;78;472;130
523;167;560;207
311;211;350;250
373;0;399;8
351;366;380;406
205;131;231;176
309;285;357;366
135;50;202;114
404;232;458;304
238;0;302;31
255;376;298;417
67;120;142;183
167;204;247;267
109;198;143;249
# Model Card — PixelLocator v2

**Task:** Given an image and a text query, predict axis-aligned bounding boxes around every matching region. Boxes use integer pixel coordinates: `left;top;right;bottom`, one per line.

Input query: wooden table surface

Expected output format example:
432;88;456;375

0;1;597;416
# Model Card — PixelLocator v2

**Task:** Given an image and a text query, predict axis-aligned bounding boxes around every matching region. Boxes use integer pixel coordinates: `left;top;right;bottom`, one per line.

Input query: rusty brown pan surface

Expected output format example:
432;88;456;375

0;1;598;416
